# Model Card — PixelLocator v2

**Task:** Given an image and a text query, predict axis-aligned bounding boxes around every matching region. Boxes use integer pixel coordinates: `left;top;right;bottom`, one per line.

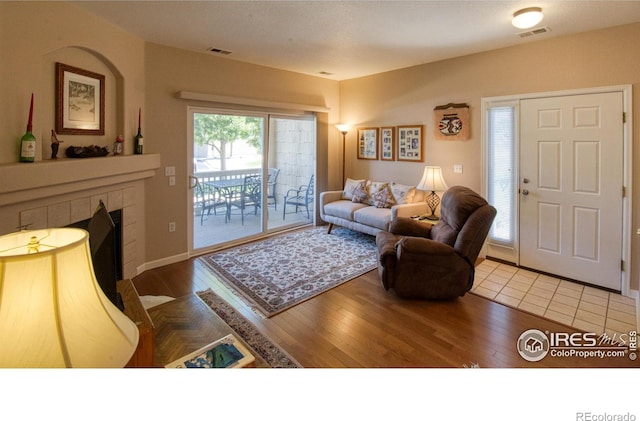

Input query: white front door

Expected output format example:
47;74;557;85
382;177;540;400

519;92;624;290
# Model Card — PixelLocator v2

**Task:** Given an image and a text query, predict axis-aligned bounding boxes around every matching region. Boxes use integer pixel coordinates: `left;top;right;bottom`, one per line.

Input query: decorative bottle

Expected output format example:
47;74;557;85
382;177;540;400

114;134;124;155
134;108;144;155
19;93;36;163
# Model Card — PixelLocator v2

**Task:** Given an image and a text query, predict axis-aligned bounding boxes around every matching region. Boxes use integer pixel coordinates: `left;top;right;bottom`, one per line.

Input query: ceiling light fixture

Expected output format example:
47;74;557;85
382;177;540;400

512;7;543;29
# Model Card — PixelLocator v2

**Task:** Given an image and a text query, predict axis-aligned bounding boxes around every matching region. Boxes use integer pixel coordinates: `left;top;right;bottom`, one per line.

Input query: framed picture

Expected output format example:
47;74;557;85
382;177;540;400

397;125;424;162
380;127;395;161
357;127;379;160
56;62;105;135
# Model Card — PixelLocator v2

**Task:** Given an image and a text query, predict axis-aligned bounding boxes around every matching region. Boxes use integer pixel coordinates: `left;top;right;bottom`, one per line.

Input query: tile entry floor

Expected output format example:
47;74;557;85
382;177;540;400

472;260;638;337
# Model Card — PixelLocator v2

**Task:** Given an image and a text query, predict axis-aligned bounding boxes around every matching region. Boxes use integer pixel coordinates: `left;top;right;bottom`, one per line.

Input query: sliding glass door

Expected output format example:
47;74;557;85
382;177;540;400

266;115;316;231
189;108;316;253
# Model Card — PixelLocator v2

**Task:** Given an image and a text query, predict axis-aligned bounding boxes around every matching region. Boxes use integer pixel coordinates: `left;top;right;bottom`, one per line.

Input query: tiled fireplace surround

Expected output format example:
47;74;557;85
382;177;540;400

0;154;160;280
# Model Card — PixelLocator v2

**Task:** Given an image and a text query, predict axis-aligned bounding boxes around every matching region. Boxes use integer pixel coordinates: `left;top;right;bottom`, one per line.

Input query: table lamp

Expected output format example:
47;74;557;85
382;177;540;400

0;228;139;368
416;166;448;220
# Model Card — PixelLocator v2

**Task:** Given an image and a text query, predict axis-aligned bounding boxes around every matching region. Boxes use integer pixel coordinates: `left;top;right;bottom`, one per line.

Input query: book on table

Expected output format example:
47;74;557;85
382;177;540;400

165;334;255;368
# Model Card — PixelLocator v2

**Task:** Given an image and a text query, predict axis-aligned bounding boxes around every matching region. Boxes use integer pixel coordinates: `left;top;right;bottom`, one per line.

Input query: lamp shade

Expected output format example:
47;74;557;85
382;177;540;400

336;123;350;134
512;7;543;29
416;166;448;192
0;228;139;368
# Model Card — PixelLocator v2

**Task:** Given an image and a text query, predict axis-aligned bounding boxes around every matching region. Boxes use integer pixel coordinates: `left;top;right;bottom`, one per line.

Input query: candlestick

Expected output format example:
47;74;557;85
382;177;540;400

27;93;34;132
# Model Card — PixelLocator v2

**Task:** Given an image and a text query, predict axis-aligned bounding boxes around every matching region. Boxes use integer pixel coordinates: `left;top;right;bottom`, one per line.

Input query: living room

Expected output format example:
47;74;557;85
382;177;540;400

1;1;639;418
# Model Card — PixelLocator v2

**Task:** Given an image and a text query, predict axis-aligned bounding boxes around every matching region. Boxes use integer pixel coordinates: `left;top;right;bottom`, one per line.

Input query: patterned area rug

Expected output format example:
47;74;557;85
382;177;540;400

198;226;377;317
196;289;301;368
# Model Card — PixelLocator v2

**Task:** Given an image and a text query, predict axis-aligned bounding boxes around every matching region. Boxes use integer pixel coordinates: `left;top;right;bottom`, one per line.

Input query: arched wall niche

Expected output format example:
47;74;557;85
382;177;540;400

41;46;125;160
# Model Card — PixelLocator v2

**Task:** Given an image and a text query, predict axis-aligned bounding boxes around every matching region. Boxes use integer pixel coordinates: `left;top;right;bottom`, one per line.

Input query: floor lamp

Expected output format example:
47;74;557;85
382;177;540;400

336;124;350;187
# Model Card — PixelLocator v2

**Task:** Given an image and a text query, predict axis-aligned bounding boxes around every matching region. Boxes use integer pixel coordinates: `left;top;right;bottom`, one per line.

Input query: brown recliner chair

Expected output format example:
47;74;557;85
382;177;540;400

376;186;497;299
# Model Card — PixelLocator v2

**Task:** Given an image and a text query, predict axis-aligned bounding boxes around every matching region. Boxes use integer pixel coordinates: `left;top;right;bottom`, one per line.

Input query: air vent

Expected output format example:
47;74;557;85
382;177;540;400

516;26;551;38
207;47;232;55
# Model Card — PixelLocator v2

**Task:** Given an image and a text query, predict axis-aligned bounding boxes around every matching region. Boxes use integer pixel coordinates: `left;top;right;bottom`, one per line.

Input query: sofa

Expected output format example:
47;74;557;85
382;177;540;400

319;178;430;236
376;186;497;299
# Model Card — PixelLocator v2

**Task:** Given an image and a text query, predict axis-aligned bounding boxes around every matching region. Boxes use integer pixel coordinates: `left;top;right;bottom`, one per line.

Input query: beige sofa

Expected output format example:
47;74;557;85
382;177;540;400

320;178;429;236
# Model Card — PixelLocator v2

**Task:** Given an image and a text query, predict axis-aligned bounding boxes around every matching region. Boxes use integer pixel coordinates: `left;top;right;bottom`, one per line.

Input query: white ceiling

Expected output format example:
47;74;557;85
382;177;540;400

75;0;640;81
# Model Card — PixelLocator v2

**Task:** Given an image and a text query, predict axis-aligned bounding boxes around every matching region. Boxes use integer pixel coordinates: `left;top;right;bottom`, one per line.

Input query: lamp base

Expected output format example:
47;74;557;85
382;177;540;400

425;191;441;221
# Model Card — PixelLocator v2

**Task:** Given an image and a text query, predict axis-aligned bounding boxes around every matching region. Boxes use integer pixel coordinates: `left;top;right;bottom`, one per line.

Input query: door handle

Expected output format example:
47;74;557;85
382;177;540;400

522;189;529;196
188;175;198;190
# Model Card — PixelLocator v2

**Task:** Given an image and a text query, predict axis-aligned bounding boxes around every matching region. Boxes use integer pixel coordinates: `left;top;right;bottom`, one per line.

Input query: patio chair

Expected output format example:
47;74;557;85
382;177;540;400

283;175;314;220
227;175;262;225
196;180;227;225
267;168;280;210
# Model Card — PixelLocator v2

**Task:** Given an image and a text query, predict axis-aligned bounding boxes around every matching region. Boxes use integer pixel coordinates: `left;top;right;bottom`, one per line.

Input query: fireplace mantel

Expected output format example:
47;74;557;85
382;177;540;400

0;154;161;206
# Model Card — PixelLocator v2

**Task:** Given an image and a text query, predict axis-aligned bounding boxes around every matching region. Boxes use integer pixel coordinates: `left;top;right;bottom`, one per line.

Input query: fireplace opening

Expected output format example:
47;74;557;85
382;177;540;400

68;203;123;311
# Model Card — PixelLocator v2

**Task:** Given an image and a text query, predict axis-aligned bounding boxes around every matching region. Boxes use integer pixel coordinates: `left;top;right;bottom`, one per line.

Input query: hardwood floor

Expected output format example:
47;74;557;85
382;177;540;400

133;258;639;368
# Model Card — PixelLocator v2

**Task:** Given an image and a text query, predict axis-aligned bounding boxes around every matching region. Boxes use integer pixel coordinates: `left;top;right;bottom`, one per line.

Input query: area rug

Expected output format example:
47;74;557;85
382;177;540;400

198;226;377;317
196;289;301;368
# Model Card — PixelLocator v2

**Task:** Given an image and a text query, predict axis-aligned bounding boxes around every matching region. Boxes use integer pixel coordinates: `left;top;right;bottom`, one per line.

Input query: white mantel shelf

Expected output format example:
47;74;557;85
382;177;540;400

0;154;161;207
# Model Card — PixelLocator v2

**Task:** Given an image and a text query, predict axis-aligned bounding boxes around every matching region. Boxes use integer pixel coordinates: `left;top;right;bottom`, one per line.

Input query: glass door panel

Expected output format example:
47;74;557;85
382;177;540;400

266;115;316;232
191;110;265;251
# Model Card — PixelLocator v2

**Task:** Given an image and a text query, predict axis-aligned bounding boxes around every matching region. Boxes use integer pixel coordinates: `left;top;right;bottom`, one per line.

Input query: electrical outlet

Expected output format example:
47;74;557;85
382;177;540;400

169;176;176;186
168;222;176;232
454;164;463;174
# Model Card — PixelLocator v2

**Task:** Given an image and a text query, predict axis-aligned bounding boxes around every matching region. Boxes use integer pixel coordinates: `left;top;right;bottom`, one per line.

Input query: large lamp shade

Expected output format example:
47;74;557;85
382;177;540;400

0;228;139;367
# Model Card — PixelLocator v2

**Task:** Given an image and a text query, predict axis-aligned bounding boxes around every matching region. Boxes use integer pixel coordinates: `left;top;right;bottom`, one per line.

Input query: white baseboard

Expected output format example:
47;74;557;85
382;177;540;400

135;252;190;277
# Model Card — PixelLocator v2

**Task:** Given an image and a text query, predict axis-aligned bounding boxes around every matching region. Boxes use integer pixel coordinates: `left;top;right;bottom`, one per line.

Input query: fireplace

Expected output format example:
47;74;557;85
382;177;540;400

0;154;161;281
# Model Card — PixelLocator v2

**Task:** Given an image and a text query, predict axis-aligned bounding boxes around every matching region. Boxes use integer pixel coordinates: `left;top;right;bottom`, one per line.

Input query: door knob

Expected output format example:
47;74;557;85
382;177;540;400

522;189;529;196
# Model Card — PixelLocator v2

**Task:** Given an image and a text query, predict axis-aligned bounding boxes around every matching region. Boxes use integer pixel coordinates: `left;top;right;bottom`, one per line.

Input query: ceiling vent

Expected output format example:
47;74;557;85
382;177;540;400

207;47;232;55
516;26;551;38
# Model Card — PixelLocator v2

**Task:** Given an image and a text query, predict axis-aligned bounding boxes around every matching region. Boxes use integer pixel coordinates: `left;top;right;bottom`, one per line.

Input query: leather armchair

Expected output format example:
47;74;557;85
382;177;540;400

376;186;497;299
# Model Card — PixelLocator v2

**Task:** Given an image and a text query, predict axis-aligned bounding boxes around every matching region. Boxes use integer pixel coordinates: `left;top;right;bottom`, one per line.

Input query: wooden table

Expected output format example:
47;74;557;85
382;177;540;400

146;294;268;368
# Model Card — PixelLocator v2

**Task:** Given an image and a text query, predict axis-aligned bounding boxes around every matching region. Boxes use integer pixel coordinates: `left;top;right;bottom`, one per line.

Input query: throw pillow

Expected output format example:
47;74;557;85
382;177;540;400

351;182;369;203
342;178;366;200
390;183;417;204
372;186;396;208
366;181;389;206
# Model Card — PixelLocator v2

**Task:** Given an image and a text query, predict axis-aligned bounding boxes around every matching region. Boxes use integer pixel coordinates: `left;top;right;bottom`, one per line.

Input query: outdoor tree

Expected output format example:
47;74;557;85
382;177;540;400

194;114;262;170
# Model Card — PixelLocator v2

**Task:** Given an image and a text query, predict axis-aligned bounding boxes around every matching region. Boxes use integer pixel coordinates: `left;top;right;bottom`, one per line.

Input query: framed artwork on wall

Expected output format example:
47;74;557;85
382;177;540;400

397;125;424;162
434;103;470;141
55;62;105;135
380;127;395;161
357;127;379;160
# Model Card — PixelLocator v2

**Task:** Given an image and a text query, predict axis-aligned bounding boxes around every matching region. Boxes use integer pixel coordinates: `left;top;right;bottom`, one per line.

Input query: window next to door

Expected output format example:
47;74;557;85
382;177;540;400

486;103;517;249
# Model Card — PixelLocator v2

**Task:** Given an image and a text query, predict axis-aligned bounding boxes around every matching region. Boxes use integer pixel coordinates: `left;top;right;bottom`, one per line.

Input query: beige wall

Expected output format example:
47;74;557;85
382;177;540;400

0;2;145;162
0;2;150;273
338;23;640;290
143;43;340;264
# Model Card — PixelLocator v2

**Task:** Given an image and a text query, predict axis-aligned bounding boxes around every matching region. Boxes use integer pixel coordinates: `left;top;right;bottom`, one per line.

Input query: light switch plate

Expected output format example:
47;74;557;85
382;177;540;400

165;166;176;176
